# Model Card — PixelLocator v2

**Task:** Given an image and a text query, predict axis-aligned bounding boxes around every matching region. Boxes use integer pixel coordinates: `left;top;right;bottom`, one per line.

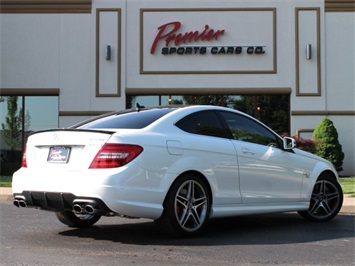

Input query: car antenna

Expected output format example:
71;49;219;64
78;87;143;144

136;103;145;112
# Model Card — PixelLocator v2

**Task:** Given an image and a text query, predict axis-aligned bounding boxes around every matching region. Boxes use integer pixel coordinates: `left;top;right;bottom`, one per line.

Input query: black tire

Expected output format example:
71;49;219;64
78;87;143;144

298;174;343;222
55;210;101;227
155;173;211;237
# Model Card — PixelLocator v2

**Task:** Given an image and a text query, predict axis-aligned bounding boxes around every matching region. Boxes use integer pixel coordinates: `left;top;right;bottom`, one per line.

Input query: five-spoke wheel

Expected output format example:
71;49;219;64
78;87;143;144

298;174;343;222
155;173;211;237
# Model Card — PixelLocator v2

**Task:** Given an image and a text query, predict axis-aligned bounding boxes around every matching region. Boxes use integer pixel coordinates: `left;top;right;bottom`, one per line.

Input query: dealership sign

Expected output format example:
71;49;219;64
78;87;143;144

150;21;265;56
141;9;276;74
150;21;226;54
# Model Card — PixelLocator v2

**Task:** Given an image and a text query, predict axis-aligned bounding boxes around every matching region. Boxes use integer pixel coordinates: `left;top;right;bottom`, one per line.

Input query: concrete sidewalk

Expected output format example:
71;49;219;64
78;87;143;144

1;187;354;213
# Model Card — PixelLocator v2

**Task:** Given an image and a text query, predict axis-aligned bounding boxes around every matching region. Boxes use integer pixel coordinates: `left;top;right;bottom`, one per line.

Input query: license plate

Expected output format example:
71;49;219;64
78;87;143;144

47;146;71;163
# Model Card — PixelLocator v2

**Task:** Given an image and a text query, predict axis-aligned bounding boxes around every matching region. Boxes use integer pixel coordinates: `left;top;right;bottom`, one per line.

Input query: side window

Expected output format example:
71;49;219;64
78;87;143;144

220;111;280;147
175;110;228;138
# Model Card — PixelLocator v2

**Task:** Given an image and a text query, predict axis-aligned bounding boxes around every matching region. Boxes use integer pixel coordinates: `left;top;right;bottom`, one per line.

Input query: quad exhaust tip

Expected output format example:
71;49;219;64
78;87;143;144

73;204;84;214
13;197;101;214
84;205;95;214
13;199;27;208
72;203;98;214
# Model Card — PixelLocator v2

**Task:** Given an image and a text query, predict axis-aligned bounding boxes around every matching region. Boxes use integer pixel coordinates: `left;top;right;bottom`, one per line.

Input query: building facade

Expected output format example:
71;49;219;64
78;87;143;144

0;0;354;175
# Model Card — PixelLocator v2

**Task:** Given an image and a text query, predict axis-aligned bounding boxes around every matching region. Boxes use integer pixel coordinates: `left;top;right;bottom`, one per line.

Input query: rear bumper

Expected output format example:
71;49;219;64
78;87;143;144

13;191;113;215
12;166;166;219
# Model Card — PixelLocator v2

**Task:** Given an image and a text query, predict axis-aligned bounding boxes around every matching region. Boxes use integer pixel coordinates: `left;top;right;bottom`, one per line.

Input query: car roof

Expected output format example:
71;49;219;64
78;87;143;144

70;105;253;130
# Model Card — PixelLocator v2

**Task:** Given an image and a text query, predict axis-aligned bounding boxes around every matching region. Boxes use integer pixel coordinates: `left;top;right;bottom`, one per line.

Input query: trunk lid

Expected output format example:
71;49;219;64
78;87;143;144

25;129;114;170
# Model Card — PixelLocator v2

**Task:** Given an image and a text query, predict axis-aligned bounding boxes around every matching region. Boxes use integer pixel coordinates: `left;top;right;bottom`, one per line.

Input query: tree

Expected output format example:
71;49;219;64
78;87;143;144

1;96;21;150
20;108;31;133
312;118;344;171
126;96;136;109
183;95;230;106
169;98;183;105
231;95;289;134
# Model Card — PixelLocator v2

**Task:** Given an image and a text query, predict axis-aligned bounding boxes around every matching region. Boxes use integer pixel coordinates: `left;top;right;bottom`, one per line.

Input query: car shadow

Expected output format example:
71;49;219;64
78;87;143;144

58;213;354;246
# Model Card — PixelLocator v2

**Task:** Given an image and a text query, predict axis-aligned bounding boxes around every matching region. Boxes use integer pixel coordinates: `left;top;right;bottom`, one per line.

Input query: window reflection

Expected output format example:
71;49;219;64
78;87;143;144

0;96;58;176
26;97;58;132
127;94;290;135
127;95;184;108
0;96;22;151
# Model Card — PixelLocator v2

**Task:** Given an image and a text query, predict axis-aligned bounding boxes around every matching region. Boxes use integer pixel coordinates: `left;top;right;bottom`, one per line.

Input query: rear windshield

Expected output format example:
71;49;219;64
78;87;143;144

74;108;175;129
73;108;174;129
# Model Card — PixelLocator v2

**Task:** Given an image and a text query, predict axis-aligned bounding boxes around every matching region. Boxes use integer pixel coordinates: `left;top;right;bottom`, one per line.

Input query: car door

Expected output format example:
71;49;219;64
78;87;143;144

175;110;242;205
218;111;305;204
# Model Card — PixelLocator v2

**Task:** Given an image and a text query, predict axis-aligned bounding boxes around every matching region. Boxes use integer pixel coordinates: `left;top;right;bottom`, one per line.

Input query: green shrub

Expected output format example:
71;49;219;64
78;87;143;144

312;118;344;171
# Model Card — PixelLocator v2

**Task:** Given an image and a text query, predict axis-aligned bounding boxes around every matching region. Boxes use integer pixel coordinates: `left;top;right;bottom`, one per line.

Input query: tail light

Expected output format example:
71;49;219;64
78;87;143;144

89;143;143;169
22;146;27;168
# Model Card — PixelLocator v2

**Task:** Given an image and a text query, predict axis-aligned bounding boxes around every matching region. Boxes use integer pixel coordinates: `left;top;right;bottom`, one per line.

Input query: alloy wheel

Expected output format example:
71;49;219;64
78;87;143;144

308;179;341;219
174;180;208;232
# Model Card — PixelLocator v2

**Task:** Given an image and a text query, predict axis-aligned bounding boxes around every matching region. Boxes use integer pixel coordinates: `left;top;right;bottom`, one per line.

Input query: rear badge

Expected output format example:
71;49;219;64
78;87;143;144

47;146;71;163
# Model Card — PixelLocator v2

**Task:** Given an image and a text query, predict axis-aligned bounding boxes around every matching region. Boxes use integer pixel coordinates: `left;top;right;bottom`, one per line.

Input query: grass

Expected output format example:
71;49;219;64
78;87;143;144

1;175;354;196
339;177;355;197
0;176;12;187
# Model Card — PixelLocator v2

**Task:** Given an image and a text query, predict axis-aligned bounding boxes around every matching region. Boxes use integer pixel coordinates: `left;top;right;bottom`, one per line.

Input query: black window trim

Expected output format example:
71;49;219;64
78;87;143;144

215;110;287;150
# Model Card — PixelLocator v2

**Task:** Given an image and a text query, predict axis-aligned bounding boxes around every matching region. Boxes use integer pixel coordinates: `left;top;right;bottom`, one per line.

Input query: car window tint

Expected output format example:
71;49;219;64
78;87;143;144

219;111;280;147
76;108;174;129
175;110;228;138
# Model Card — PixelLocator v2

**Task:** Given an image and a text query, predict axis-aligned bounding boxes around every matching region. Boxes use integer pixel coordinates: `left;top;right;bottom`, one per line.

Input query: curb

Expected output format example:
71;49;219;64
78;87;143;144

341;205;355;213
1;187;354;213
0;187;13;203
0;195;13;202
340;196;355;213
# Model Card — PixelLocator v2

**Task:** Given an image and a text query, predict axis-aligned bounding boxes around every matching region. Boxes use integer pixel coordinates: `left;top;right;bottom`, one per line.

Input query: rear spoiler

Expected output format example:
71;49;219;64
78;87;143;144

27;128;115;137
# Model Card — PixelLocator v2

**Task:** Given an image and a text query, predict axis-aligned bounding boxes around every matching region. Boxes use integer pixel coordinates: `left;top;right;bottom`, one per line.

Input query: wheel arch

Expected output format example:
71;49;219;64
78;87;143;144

298;171;343;222
156;169;213;236
163;170;213;207
320;169;338;181
312;168;340;186
305;166;340;200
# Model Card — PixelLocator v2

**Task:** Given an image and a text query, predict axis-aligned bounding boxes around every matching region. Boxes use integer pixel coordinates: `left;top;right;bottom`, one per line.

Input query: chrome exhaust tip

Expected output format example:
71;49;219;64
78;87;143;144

73;204;84;214
18;200;27;208
14;198;27;208
84;205;95;214
13;200;20;207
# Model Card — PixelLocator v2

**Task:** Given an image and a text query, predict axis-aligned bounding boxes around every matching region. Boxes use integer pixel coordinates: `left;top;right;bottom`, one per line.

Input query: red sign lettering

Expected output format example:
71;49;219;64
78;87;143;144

150;21;225;54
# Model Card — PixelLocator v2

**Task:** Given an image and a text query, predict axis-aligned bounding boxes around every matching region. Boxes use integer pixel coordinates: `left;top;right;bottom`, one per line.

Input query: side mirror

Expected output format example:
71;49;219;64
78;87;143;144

283;137;296;150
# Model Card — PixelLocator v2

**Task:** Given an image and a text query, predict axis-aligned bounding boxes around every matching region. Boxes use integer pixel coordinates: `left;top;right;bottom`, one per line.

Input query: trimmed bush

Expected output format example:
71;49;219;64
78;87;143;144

312;118;344;171
294;137;317;154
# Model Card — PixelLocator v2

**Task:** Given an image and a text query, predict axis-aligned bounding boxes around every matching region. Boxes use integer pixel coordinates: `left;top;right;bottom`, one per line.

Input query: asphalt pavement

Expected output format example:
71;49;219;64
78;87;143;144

1;187;354;213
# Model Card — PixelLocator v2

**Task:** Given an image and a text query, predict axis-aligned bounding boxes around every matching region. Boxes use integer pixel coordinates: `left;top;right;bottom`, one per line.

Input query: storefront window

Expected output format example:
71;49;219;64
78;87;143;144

127;95;184;108
0;96;58;176
25;96;59;132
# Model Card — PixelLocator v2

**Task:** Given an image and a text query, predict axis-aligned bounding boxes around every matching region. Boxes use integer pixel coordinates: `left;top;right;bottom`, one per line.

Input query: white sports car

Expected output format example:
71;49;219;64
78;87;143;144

12;105;343;237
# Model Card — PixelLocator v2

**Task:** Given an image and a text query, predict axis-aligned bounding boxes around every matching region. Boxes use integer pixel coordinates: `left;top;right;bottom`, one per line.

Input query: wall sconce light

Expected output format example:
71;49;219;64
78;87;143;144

105;45;111;61
306;44;312;60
